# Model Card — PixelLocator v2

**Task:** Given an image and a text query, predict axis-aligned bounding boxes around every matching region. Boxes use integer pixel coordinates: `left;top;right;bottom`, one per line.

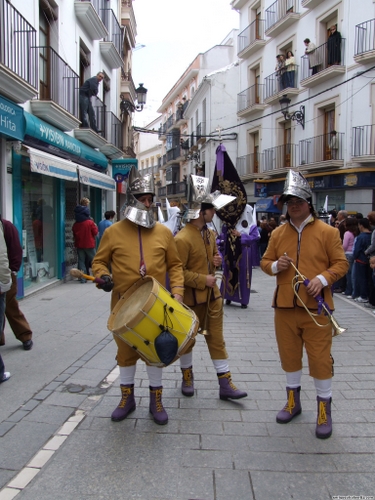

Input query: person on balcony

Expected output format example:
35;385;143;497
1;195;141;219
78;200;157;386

329;130;339;160
327;25;342;66
79;72;104;133
304;39;319;75
275;54;286;91
285;51;296;88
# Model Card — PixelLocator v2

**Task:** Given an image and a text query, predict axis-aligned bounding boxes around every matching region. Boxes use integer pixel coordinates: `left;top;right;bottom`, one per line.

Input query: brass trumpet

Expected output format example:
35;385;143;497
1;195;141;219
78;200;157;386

287;258;346;337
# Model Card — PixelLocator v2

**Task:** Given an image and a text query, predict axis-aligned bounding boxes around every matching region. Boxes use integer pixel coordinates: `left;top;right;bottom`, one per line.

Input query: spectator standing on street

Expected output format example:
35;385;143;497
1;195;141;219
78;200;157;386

0;221;12;382
98;210;116;242
352;218;372;303
261;169;348;439
79;72;104;133
0;216;33;350
73;198;98;282
342;217;359;298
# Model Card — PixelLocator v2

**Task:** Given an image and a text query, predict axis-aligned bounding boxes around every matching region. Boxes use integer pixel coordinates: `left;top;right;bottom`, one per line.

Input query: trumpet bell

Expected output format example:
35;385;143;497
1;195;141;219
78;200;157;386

332;326;346;337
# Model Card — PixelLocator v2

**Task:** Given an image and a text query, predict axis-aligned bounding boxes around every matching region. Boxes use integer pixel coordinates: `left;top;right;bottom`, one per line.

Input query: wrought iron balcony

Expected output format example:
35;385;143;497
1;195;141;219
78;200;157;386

158;123;167;139
196;122;206;144
264;65;299;104
103;111;123;157
166;146;184;163
236;153;263;177
237;19;266;58
300;39;346;88
100;9;123;69
30;46;80;130
265;0;300;37
92;96;106;136
263;144;298;172
354;19;375;63
121;0;136;48
237;84;267;116
120;68;136;103
74;0;108;40
180;138;189;150
352;125;375;161
0;0;38;102
299;132;344;166
166;114;175;130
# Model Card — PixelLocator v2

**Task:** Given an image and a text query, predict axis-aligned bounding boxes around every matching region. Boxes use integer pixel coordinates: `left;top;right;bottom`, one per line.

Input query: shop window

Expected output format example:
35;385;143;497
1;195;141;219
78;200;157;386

21;160;57;290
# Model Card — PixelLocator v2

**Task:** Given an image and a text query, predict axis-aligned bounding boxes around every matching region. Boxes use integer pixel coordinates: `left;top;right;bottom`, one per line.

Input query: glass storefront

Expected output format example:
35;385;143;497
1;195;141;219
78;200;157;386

316;190;345;212
21;159;57;291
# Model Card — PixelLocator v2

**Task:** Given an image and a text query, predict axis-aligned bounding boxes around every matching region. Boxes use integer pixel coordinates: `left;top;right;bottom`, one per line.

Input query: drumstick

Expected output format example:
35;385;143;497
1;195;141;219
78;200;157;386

70;268;106;285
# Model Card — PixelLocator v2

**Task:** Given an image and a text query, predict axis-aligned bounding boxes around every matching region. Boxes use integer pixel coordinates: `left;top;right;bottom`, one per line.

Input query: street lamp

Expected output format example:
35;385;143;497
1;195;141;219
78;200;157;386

120;83;148;115
279;94;305;129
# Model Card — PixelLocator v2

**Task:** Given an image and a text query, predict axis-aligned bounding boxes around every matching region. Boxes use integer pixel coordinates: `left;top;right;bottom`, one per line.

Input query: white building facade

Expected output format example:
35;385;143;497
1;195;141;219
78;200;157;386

232;0;375;216
0;0;138;295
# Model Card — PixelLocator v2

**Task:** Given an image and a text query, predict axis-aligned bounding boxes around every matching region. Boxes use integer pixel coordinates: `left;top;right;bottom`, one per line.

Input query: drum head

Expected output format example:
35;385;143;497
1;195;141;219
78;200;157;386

109;277;157;332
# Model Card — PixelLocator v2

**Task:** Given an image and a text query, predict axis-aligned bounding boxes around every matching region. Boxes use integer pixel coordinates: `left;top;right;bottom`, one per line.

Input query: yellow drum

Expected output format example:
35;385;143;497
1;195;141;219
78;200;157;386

107;276;199;367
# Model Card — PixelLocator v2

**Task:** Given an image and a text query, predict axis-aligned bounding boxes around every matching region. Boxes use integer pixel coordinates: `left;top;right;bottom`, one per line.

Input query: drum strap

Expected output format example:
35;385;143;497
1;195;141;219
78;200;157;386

138;226;146;277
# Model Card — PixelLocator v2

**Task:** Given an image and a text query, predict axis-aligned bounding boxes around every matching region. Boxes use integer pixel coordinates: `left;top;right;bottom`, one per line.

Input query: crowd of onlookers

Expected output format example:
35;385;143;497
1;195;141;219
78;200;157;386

257;209;375;315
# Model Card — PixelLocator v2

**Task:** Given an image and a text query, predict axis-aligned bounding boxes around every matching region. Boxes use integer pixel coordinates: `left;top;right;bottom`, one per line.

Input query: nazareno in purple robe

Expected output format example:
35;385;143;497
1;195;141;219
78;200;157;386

218;224;260;306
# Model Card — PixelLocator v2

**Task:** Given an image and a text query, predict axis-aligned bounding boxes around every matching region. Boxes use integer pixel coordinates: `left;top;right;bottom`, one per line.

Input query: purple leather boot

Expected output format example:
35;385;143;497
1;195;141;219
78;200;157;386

149;386;168;425
276;386;302;423
218;372;247;400
316;396;332;439
181;366;194;397
111;384;136;422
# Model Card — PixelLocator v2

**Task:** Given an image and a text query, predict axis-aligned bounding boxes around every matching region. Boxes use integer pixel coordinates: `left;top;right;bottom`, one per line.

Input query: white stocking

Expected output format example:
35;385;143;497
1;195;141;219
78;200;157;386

285;370;302;388
314;378;332;398
212;359;230;374
119;365;136;386
179;352;193;369
146;365;163;388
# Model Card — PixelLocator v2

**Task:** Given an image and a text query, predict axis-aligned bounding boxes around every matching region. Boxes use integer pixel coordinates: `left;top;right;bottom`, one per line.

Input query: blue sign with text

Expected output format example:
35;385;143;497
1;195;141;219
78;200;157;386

0;95;25;141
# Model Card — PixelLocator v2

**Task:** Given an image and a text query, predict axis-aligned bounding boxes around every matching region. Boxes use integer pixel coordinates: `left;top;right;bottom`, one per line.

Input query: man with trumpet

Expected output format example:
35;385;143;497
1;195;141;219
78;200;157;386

261;170;348;439
175;175;247;401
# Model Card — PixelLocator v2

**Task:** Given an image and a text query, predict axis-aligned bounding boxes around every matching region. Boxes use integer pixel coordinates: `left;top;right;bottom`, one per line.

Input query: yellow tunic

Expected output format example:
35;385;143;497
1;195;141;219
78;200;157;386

92;219;184;310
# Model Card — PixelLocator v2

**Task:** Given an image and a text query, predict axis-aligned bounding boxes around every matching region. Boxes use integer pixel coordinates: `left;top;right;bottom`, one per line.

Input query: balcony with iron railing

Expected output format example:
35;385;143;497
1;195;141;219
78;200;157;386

0;0;38;102
263;144;298;172
100;9;123;69
175;100;189;126
301;0;325;9
30;46;80;131
190;132;196;150
236;153;264;178
300;38;346;88
121;0;136;48
74;0;108;40
299;132;344;169
166;146;184;165
159;181;186;198
74;95;108;146
100;111;123;158
158;123;167;140
196;122;206;145
120;68;136;103
264;65;299;104
237;19;266;58
180;138;189;150
352;125;375;162
265;0;300;38
237;83;267;116
166;114;175;131
354;19;375;63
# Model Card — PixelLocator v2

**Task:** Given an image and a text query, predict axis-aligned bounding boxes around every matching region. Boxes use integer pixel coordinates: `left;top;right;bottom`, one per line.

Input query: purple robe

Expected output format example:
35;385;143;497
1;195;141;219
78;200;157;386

219;225;260;306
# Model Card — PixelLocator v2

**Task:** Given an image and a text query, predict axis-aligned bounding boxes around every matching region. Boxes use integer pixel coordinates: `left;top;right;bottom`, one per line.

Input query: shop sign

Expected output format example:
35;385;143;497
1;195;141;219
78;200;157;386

254;183;267;198
0;95;24;140
344;174;358;187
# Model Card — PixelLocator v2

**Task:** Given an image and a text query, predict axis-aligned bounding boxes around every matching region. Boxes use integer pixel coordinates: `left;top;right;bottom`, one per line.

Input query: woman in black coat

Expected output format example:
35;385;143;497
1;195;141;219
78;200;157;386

327;25;342;65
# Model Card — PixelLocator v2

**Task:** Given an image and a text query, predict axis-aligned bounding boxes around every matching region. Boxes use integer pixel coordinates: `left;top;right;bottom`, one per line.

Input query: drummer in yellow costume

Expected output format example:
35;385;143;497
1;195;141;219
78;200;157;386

175;175;248;401
92;166;184;425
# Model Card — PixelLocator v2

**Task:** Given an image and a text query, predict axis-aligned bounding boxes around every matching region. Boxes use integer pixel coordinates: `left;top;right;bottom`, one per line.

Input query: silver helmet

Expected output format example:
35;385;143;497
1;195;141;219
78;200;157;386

277;169;313;210
182;174;236;222
123;166;156;228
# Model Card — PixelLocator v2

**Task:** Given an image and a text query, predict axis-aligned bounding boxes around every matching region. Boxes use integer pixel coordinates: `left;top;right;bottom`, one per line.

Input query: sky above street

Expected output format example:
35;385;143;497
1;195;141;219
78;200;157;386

131;0;239;126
